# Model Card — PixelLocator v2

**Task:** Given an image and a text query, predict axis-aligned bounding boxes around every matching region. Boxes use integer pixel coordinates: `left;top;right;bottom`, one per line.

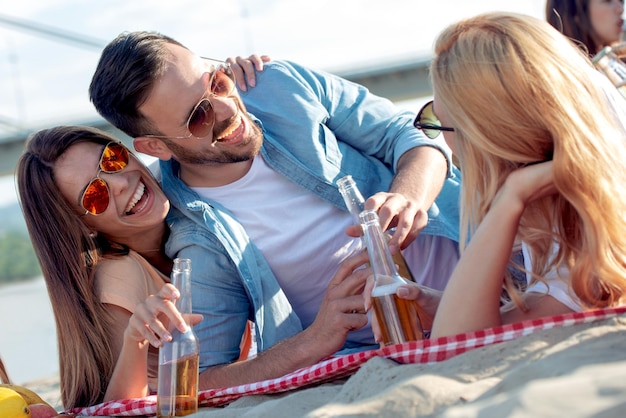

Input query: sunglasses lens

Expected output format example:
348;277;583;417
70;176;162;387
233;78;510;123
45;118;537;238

82;178;109;215
211;67;236;97
101;143;129;172
188;100;214;138
422;129;439;140
417;102;443;139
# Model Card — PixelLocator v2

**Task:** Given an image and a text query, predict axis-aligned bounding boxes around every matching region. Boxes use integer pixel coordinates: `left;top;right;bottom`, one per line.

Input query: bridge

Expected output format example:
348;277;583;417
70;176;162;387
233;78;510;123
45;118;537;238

0;56;433;175
0;12;434;174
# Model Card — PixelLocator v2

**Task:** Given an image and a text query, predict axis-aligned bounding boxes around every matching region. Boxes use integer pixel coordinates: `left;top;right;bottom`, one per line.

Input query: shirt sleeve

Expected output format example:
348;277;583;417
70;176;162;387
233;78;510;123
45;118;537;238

175;241;251;369
96;252;164;313
241;60;454;177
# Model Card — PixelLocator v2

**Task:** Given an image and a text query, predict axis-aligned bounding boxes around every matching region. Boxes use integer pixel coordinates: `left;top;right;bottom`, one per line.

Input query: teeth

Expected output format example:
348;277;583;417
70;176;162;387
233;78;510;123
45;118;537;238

216;117;241;140
125;181;145;214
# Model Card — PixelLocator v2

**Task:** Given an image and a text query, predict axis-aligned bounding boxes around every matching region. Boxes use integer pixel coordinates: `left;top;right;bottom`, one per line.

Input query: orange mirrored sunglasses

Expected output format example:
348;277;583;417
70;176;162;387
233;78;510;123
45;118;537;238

80;142;130;216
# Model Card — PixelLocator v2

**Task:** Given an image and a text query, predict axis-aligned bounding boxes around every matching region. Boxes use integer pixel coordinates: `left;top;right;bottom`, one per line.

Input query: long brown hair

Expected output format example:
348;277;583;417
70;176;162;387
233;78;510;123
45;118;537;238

16;126;130;408
546;0;602;55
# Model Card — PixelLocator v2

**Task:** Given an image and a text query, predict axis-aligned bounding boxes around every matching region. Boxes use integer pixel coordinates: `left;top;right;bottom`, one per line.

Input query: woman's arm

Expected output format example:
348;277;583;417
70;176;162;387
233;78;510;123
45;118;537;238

431;161;560;338
103;284;201;401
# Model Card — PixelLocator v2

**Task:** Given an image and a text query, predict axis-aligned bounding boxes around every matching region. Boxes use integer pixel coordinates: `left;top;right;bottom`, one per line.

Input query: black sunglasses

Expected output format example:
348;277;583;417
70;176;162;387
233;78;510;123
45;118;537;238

413;100;455;139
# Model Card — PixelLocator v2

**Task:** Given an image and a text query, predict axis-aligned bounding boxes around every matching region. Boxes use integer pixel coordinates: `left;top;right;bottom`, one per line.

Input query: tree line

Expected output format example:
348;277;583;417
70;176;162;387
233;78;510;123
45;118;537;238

0;230;41;284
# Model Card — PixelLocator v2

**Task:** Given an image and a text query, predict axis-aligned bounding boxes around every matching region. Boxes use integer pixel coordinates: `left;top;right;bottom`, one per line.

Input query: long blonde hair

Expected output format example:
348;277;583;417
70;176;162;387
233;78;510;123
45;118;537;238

431;12;626;309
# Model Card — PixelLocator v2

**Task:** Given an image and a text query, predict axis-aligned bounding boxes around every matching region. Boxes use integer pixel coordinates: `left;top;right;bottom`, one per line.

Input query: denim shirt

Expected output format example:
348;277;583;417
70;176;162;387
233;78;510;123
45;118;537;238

161;60;461;370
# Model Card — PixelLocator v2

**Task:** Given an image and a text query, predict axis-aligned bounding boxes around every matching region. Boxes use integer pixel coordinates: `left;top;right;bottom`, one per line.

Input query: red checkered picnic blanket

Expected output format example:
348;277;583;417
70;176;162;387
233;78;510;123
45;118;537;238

70;306;626;416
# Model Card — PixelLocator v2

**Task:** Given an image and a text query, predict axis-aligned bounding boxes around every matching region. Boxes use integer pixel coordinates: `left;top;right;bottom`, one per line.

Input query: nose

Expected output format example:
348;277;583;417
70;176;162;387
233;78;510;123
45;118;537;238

210;95;239;124
100;171;130;198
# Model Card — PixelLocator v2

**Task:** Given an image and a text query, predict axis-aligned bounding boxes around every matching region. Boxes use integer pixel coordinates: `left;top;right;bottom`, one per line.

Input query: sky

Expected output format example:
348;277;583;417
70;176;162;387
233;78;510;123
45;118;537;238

0;0;546;135
0;0;547;204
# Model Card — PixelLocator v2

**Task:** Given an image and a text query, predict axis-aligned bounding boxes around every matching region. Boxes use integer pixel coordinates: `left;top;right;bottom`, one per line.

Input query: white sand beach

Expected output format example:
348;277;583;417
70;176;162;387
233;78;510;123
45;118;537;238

29;311;625;417
185;313;626;418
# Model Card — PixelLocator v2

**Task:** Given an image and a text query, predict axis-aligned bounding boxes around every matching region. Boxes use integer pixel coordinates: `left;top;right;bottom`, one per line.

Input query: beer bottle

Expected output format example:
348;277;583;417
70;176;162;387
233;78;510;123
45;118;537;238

336;175;415;282
592;46;626;98
359;209;430;345
157;258;199;417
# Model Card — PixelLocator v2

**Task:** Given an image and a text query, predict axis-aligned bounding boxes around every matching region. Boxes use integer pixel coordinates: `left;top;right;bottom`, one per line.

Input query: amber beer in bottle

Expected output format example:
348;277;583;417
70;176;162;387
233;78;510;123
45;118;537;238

157;258;199;417
359;209;426;345
592;46;626;98
336;175;415;282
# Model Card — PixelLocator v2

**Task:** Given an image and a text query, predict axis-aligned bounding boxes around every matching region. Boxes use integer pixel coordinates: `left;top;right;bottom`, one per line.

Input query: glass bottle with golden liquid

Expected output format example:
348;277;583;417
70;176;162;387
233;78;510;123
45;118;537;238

157;258;199;417
359;209;428;345
592;46;626;99
336;175;415;283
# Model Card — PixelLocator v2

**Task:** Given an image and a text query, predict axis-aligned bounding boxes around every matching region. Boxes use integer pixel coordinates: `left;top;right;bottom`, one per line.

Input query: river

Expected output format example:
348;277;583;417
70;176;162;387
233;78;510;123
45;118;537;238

0;277;58;384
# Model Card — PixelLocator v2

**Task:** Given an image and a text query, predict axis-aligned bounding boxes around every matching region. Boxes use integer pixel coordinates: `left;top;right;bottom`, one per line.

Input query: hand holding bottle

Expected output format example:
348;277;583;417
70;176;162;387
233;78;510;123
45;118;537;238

592;46;626;98
337;175;415;282
363;279;441;344
125;284;203;349
303;251;371;356
157;258;200;417
359;209;433;345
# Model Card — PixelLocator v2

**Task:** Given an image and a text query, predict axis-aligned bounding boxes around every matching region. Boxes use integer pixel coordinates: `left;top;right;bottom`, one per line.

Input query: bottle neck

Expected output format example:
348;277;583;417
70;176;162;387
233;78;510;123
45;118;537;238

337;175;365;223
172;258;192;315
359;209;400;280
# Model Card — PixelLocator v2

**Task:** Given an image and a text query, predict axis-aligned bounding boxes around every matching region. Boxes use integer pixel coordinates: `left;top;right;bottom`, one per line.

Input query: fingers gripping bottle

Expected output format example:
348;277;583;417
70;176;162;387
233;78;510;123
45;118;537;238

359;209;427;345
157;258;199;417
336;175;415;283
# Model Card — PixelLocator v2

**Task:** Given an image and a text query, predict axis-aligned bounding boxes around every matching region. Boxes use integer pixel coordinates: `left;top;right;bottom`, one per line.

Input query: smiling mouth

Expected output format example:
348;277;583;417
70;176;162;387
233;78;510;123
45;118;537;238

214;116;244;143
125;180;148;215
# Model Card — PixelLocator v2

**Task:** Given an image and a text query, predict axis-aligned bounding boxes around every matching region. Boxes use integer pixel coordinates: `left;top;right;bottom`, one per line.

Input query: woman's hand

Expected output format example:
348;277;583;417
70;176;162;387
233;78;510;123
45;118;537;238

126;283;203;348
363;277;442;345
493;161;556;210
226;54;271;91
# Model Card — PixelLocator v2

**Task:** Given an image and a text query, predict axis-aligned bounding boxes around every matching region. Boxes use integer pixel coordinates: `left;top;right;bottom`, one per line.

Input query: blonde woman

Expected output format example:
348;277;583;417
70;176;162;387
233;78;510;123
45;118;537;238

368;11;626;340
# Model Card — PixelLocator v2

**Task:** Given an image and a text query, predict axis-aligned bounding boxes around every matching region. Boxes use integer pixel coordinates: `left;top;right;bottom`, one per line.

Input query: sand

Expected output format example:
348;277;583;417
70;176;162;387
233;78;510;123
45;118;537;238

188;314;626;418
24;313;626;417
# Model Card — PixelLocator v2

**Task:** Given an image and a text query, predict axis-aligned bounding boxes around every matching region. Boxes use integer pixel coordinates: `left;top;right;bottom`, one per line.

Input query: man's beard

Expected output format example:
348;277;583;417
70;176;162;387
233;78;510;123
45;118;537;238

163;120;263;166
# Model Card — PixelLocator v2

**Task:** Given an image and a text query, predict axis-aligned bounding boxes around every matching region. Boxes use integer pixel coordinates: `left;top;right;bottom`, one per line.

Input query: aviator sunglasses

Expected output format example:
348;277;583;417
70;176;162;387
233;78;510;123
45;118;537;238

81;142;130;216
144;58;236;140
413;100;455;139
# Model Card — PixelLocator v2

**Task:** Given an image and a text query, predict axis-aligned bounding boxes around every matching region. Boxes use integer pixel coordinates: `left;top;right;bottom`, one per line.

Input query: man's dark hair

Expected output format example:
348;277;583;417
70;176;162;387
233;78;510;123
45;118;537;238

89;31;186;138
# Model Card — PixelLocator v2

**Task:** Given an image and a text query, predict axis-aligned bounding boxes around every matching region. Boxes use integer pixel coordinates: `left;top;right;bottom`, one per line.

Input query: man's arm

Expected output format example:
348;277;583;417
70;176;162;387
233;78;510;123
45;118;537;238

277;61;453;249
368;145;448;250
198;251;371;389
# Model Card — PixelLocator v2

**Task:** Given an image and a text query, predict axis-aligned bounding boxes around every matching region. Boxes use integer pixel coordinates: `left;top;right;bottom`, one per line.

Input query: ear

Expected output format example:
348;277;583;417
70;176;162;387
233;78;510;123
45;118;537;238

134;136;173;160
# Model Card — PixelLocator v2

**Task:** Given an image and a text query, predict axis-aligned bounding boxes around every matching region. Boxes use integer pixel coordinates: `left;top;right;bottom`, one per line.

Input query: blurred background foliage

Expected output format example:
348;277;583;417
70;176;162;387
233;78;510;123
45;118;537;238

0;203;41;283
